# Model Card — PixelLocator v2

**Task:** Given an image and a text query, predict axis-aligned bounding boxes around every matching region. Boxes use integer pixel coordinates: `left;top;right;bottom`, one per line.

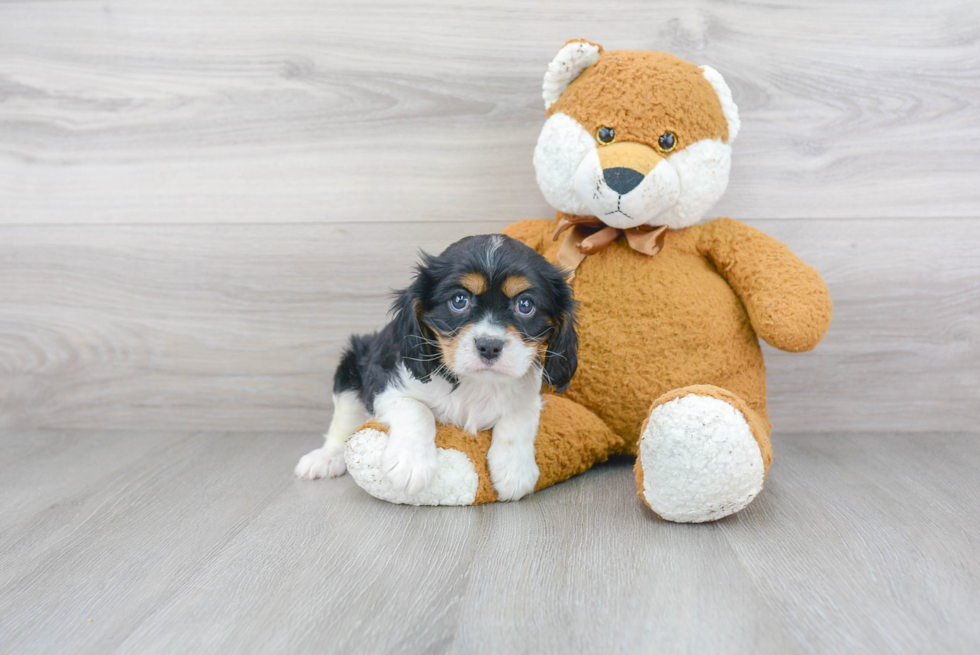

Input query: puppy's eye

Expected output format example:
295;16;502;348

658;131;676;152
515;298;535;317
596;126;615;144
449;293;470;312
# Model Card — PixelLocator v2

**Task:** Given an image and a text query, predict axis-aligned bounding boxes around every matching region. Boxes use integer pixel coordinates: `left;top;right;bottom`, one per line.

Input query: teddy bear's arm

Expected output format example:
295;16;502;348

501;219;554;254
699;218;833;352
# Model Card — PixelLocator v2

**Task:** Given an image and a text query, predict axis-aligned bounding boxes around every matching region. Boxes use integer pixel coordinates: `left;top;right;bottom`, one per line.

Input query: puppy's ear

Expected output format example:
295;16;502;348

544;309;578;393
391;263;441;382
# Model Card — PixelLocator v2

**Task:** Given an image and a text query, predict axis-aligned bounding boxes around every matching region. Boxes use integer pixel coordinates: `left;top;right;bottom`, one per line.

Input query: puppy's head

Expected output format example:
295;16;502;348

392;234;578;391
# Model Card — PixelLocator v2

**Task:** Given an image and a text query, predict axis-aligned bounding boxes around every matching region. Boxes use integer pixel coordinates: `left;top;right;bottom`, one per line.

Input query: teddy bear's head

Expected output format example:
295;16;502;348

533;40;740;230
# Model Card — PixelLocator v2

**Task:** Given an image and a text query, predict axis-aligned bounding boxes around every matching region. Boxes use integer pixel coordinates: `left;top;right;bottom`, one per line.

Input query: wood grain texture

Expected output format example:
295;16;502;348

721;433;980;654
0;430;977;654
1;218;977;433
0;431;298;652
1;0;979;225
2;3;977;651
759;219;980;432
0;1;978;433
0;429;189;534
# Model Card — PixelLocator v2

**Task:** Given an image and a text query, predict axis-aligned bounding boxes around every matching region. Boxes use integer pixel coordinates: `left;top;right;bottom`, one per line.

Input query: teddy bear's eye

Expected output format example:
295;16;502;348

658;132;677;152
596;126;615;144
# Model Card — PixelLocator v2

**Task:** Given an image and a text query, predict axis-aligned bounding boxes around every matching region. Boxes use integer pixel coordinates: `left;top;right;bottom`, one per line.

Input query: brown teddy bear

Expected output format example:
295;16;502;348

341;40;833;522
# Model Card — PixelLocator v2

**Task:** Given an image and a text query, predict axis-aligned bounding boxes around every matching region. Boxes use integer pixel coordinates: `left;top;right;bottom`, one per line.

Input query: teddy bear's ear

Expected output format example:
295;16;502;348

700;65;741;142
542;39;603;110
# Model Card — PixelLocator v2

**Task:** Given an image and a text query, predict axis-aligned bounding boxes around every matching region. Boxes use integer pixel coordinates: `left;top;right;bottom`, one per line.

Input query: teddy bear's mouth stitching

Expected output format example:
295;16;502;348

604;194;634;222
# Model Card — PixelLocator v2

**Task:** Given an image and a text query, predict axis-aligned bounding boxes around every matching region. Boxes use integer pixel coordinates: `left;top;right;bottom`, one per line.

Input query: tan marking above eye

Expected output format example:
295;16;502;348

459;272;487;295
502;275;533;298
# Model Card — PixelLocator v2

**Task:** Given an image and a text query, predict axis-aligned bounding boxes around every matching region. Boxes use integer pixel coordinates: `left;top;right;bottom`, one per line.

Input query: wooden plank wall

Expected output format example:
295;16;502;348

1;0;978;432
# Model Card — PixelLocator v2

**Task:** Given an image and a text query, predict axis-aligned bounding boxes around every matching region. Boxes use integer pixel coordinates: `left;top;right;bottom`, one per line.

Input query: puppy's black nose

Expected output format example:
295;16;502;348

475;337;504;362
603;167;645;195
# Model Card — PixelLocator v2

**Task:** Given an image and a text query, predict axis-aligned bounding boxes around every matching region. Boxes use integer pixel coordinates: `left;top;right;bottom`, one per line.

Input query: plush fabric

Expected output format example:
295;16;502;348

358;395;626;505
502;214;832;444
549;47;731;149
635;388;767;522
344;42;832;522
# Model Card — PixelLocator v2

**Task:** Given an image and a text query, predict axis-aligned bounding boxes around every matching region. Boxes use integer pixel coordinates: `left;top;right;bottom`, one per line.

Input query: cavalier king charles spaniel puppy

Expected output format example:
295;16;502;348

295;234;577;501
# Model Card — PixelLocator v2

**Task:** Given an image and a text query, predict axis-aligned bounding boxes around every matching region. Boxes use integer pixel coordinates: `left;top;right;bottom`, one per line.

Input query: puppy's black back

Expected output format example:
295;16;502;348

333;325;406;413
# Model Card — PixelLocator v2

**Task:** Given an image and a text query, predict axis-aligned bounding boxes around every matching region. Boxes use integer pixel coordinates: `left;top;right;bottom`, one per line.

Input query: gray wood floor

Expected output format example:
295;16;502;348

1;430;977;654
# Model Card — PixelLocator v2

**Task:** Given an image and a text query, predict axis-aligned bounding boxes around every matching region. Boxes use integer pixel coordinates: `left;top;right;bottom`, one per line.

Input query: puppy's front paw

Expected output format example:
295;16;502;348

295;446;346;480
487;445;539;501
381;441;438;495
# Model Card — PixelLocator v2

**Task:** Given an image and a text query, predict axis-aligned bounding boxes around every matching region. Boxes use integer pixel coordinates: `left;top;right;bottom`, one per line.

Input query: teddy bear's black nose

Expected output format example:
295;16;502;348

603;167;645;195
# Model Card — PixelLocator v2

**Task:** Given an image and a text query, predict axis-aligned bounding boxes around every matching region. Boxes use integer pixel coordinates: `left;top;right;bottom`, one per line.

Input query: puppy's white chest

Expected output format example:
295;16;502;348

403;369;541;435
441;380;511;433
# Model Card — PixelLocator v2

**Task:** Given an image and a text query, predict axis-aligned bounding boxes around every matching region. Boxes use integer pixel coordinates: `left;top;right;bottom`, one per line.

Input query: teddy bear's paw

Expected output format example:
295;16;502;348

487;442;539;501
344;428;480;506
380;436;439;495
638;394;764;523
294;443;347;480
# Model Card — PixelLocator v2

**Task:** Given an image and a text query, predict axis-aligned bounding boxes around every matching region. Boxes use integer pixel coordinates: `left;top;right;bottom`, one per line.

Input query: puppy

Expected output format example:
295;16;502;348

295;234;577;500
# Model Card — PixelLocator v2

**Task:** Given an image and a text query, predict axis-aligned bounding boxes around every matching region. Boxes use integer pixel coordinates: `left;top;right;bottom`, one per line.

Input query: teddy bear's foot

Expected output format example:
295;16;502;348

636;386;772;523
344;426;480;506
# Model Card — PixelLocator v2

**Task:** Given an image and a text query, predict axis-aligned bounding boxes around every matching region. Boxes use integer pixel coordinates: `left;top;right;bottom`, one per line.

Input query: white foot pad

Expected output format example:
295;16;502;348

639;395;764;523
295;445;347;480
345;429;479;506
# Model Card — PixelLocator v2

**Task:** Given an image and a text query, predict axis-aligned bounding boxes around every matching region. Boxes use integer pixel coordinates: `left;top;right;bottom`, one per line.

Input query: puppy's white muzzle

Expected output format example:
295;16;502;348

572;147;680;229
452;319;535;379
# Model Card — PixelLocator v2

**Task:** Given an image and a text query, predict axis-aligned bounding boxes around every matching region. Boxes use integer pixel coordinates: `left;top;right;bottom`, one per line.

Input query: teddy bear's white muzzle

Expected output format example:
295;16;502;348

572;150;680;229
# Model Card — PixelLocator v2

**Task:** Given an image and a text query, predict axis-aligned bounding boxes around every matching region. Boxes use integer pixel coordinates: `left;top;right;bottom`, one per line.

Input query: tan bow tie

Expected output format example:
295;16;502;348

551;215;668;279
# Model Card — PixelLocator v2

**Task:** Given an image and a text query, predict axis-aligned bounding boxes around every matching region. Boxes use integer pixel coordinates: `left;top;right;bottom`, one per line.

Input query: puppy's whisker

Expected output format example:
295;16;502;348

401;354;444;363
428;323;463;338
408;341;443;351
428;362;453;381
534;359;555;387
406;335;443;346
543;349;567;361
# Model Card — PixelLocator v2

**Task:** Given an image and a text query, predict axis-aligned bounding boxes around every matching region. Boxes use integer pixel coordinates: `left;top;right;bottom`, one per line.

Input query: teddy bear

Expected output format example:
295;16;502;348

340;40;833;522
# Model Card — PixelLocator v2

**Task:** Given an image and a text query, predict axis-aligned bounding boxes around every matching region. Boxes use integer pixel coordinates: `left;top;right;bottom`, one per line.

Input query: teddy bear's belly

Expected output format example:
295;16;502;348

561;242;768;445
